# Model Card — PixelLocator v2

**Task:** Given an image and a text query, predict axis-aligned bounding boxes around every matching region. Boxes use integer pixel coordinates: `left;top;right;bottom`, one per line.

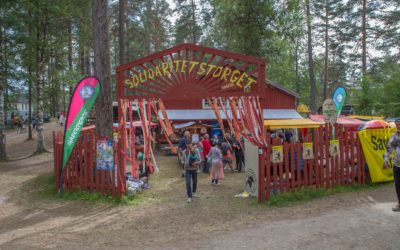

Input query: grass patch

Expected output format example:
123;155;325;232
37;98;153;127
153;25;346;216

262;182;390;207
34;173;153;206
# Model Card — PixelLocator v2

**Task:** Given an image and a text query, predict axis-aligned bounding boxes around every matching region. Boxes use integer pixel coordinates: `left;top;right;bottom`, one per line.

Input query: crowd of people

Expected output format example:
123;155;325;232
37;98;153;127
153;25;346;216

178;130;245;203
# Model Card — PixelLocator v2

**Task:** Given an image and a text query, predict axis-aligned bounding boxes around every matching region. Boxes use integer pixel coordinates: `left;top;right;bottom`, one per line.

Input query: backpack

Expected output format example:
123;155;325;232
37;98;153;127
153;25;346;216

221;143;229;156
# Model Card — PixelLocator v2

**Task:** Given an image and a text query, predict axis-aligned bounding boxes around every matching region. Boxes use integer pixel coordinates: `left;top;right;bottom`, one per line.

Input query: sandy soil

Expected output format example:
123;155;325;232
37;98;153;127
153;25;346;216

0;123;399;249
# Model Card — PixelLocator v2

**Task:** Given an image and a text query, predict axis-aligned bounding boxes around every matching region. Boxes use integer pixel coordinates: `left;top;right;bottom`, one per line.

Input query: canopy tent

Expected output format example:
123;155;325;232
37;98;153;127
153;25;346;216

347;115;384;121
264;118;323;129
309;115;365;128
358;120;390;130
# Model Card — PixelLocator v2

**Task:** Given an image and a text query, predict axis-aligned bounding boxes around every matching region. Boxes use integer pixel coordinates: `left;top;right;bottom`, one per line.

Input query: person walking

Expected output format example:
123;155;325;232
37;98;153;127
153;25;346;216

182;144;201;203
202;134;212;173
178;130;191;177
384;125;400;212
233;137;245;172
221;139;234;173
208;142;224;185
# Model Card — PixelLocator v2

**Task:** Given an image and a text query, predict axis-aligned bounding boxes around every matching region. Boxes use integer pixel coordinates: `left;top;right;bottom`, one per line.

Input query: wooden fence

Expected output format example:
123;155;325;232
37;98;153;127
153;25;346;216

53;127;125;197
258;124;367;201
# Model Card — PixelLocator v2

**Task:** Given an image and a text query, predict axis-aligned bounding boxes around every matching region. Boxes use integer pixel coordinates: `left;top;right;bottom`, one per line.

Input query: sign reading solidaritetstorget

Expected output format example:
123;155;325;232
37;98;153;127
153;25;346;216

61;76;101;171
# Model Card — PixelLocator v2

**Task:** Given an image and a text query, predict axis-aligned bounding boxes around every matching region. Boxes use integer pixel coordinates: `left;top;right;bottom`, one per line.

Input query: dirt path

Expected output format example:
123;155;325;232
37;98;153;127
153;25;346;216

0;124;399;249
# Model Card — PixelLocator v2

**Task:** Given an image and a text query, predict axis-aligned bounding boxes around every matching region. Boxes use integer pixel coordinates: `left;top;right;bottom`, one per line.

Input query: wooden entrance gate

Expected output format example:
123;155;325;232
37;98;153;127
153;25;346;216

116;43;267;194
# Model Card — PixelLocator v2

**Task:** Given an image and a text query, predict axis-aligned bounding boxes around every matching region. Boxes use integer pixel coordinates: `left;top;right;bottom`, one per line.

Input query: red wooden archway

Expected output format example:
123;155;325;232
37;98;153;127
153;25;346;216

116;44;266;200
116;43;266;100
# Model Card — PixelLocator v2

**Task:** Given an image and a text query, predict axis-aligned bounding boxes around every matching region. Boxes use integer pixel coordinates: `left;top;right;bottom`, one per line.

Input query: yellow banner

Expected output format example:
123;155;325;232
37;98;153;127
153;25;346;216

357;128;397;182
272;145;283;163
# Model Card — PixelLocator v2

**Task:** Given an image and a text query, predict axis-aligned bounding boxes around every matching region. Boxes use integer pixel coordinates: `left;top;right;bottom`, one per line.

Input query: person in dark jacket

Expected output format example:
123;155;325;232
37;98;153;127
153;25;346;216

384;125;400;212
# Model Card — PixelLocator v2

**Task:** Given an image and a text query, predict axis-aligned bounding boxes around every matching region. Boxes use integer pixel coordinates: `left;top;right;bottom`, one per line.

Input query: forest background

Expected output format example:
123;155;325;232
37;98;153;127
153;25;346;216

0;0;399;158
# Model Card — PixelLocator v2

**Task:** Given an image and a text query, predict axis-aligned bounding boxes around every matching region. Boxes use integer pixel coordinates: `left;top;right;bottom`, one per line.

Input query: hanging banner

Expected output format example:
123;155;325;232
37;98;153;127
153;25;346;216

302;142;314;160
358;128;396;182
272;145;284;163
329;140;340;157
96;139;115;171
323;99;338;125
61;76;101;171
332;86;347;116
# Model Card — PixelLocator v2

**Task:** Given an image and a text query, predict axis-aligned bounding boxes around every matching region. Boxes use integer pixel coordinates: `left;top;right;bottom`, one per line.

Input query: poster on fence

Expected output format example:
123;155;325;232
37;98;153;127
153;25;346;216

330;140;340;157
96;139;115;171
303;142;314;159
358;128;396;182
272;145;284;163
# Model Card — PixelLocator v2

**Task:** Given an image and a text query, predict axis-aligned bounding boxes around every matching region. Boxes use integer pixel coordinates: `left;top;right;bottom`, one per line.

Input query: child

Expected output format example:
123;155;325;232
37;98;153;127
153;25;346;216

221;139;234;173
208;142;224;185
137;152;149;183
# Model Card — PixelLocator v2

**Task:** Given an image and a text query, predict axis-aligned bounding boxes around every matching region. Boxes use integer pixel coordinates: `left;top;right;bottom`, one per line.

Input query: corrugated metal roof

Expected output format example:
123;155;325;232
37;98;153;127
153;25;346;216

263;109;302;119
158;109;302;120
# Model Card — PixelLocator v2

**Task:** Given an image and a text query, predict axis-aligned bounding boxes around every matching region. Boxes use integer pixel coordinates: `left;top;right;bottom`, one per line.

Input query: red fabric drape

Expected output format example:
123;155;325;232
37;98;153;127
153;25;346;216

208;97;226;138
151;100;177;154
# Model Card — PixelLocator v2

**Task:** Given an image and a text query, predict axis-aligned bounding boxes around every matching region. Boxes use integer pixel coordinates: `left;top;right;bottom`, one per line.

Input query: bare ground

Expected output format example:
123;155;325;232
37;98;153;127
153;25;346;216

0;122;399;249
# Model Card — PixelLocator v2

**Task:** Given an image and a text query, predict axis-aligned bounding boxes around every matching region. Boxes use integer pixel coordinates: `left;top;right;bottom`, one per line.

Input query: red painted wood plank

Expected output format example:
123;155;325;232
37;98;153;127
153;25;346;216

273;161;278;193
278;160;284;193
284;142;290;193
313;129;320;189
343;127;349;185
350;131;356;184
356;136;362;185
290;141;295;191
324;125;331;189
296;141;301;191
266;140;271;200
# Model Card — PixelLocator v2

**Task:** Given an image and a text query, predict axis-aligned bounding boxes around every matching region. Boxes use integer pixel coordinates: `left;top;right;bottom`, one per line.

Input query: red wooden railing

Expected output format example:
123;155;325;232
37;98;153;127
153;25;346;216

53;127;125;197
259;124;366;201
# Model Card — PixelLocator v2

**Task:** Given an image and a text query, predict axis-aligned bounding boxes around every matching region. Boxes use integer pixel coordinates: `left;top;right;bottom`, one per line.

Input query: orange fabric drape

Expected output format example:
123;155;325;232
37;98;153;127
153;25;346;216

158;99;173;136
151;100;177;154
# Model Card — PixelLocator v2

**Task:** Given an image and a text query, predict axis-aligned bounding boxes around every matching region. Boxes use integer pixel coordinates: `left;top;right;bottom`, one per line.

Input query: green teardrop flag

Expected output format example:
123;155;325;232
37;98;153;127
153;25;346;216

61;76;101;171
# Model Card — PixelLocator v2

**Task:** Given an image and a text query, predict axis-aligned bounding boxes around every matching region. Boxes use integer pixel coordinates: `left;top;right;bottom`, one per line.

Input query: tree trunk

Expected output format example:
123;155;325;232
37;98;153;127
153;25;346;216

306;0;317;112
28;66;33;140
68;18;73;98
92;0;113;138
191;0;197;44
295;42;300;97
323;0;329;100
85;49;91;75
0;26;6;160
35;4;48;154
361;0;367;76
119;0;127;65
125;18;129;61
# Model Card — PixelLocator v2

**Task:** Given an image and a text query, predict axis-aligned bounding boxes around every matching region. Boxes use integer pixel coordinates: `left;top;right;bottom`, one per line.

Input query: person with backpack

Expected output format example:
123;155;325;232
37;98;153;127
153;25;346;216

178;130;191;177
182;144;201;203
221;138;234;173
